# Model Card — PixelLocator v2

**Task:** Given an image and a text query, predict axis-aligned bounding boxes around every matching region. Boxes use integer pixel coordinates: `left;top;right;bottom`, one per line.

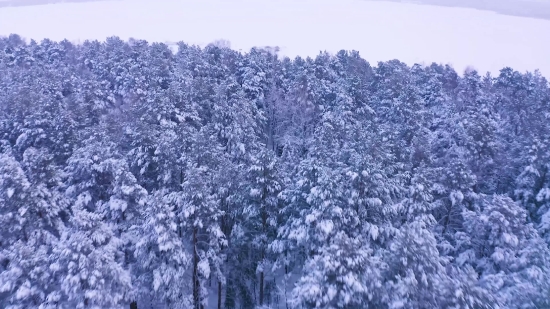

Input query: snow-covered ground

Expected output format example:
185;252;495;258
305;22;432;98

1;0;550;76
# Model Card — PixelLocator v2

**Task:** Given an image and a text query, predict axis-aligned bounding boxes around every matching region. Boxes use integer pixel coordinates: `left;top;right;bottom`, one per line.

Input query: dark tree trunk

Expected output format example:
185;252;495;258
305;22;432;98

193;226;200;309
218;280;222;309
285;264;289;309
259;271;265;306
130;301;138;309
225;277;235;309
259;185;268;307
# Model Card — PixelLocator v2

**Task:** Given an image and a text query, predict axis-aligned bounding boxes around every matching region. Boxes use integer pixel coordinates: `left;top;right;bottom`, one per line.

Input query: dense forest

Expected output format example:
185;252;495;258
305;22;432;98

0;34;549;309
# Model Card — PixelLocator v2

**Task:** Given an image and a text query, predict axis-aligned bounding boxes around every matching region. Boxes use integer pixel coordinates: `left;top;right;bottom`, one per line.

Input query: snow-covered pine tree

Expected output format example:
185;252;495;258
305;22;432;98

457;194;550;308
54;139;146;308
135;188;192;309
238;149;282;307
0;150;66;309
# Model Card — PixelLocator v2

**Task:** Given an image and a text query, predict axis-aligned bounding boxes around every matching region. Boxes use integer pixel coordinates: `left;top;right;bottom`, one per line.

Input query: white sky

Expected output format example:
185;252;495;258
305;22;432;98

1;0;550;76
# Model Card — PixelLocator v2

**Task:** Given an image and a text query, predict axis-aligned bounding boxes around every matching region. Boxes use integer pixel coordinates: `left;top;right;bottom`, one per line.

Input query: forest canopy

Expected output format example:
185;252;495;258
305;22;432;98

0;34;549;309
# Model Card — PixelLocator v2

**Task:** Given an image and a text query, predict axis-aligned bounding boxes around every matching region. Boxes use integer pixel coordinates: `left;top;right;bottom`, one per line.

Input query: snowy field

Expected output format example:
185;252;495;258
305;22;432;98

1;0;550;76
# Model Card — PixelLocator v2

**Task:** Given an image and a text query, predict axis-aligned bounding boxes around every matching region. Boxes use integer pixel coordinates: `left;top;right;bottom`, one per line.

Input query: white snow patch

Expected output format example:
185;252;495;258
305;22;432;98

108;197;128;212
249;188;261;197
370;224;380;241
198;259;211;278
6;187;14;198
449;190;464;206
318;219;334;235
